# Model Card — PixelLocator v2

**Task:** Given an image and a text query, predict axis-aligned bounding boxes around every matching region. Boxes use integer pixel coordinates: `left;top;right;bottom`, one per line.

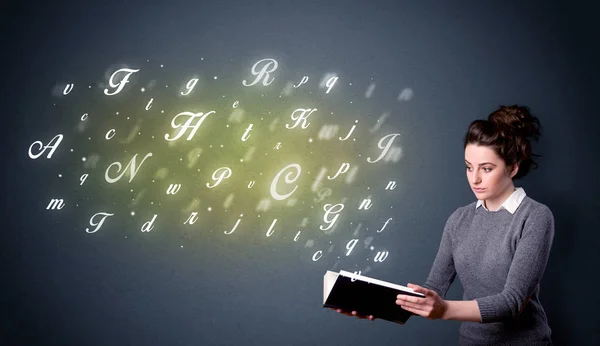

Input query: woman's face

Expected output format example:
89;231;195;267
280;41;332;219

464;144;517;201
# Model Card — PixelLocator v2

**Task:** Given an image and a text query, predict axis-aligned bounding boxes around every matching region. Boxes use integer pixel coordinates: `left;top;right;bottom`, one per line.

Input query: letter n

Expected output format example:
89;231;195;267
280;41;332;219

358;198;372;210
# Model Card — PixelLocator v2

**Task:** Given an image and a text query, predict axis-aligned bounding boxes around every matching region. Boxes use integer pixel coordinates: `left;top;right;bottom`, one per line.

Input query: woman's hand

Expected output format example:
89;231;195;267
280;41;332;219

329;308;376;321
396;283;448;320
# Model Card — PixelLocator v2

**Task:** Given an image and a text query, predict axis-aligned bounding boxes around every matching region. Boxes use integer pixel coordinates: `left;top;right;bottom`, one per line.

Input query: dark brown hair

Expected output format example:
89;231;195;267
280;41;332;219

464;105;542;180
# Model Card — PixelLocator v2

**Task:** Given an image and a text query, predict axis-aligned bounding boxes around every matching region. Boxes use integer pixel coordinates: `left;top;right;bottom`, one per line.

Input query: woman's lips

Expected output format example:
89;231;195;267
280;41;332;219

473;188;485;193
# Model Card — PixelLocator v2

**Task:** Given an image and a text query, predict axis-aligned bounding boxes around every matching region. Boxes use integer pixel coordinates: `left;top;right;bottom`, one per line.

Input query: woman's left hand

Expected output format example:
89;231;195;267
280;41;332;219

396;283;448;320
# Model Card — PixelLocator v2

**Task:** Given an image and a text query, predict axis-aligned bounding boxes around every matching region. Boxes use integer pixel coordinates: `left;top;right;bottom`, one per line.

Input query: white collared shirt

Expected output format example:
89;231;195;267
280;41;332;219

476;187;527;214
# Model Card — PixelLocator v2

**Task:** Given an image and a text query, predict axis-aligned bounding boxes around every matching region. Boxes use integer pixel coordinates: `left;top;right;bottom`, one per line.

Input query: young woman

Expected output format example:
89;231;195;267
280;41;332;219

337;105;554;345
396;105;555;344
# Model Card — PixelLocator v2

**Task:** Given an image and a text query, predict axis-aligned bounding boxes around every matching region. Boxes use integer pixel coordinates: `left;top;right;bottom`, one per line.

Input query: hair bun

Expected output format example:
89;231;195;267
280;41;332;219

488;105;541;141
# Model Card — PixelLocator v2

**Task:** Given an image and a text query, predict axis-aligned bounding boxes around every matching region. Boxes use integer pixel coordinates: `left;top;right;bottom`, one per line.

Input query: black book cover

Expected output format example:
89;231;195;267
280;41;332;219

323;271;424;324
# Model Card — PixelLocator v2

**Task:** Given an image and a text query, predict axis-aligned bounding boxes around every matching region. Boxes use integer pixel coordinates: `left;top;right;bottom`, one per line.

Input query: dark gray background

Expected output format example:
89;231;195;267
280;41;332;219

2;0;599;345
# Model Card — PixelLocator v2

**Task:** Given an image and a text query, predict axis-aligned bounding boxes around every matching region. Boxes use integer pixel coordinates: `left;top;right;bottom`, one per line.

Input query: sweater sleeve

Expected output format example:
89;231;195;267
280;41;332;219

475;206;555;323
422;209;458;299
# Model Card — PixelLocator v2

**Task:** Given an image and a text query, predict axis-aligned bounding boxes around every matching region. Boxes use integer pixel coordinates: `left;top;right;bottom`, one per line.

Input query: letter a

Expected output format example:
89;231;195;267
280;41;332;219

29;134;63;159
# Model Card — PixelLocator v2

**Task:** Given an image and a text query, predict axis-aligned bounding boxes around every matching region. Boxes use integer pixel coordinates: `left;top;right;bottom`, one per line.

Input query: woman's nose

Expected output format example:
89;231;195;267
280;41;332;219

471;172;481;184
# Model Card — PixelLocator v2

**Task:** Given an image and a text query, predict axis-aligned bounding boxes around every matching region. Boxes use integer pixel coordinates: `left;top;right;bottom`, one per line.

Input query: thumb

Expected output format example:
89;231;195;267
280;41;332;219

407;283;419;289
408;283;427;294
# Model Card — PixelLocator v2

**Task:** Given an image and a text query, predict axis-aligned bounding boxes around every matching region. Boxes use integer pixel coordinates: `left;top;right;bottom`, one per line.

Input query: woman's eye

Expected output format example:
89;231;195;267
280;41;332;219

483;168;492;172
466;166;472;171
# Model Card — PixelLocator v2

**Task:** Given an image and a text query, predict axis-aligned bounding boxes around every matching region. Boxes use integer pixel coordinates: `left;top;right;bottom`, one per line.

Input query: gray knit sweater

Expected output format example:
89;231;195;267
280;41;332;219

423;196;554;345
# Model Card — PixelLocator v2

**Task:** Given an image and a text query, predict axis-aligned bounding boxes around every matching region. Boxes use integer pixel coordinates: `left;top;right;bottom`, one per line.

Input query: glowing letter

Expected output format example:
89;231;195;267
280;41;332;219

105;153;152;183
320;203;344;231
293;76;309;88
181;78;199;95
105;129;116;140
242;58;278;86
358;197;373;210
266;219;277;237
206;167;232;188
325;76;338;94
184;212;199;225
226;218;242;235
247;180;256;189
242;124;253;141
46;199;65;210
327;163;350;180
85;212;114;234
346;239;359;256
285;108;316;130
270;163;301;201
377;218;393;233
141;214;157;232
374;251;389;262
166;184;182;195
29;134;63;159
367;133;401;163
80;174;89;186
165;111;216;141
312;250;323;261
385;181;397;190
104;68;139;96
63;84;74;95
145;98;153;110
339;120;358;141
294;231;301;241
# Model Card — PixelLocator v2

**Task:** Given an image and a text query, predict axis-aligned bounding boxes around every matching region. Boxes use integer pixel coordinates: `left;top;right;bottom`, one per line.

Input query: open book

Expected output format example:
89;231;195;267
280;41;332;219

323;270;425;324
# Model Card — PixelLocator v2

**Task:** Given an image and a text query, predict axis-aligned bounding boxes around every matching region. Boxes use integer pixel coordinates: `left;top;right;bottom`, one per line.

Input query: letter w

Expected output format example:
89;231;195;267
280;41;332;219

166;184;182;195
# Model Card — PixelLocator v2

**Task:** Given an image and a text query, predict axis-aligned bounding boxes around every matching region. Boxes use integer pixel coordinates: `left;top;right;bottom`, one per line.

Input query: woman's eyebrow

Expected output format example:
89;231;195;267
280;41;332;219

464;160;497;167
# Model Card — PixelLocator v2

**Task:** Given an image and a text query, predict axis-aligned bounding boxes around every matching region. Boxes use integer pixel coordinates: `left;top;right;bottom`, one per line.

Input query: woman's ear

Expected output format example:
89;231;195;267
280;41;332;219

509;163;519;178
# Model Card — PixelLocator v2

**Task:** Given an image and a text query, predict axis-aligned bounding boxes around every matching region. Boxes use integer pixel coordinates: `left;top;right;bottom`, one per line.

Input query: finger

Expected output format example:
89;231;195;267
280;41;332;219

409;284;430;296
398;300;423;310
351;311;365;319
399;304;427;317
397;295;426;305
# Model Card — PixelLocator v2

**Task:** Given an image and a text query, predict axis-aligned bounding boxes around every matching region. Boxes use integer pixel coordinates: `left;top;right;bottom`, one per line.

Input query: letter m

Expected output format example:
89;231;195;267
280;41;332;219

47;199;65;210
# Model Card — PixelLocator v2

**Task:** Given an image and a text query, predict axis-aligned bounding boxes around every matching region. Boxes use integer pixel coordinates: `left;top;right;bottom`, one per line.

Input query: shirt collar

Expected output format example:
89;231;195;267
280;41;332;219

476;187;526;214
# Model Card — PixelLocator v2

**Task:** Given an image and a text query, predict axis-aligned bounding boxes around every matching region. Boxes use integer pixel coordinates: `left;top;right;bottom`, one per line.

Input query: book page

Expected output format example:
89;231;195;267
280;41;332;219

323;271;339;304
338;270;425;297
